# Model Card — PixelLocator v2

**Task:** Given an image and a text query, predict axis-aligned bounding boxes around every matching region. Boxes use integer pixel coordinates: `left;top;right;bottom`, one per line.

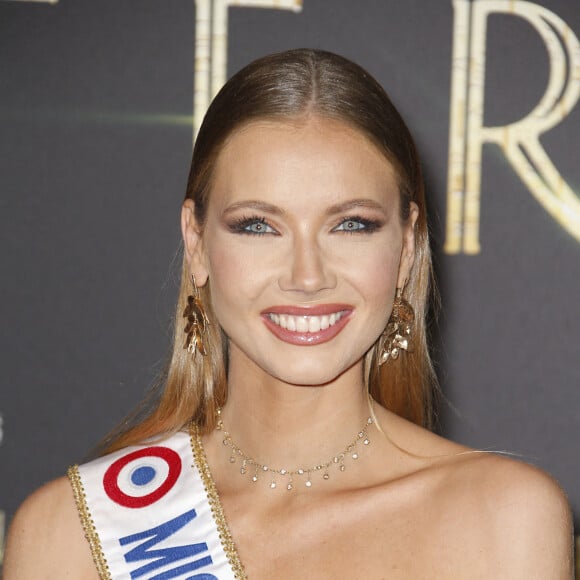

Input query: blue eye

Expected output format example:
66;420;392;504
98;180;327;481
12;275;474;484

228;216;277;235
336;220;365;232
333;217;381;233
245;220;275;234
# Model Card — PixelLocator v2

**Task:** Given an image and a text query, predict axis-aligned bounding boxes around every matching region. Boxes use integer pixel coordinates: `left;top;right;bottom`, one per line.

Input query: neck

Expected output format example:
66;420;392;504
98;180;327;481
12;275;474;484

217;359;371;473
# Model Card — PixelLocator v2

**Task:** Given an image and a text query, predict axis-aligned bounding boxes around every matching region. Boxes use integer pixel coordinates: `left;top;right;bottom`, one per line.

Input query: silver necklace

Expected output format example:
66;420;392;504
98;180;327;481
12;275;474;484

216;408;373;490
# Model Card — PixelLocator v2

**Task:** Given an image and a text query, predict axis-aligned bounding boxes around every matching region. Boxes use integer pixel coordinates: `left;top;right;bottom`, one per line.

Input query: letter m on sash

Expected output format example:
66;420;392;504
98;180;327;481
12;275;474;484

119;509;217;579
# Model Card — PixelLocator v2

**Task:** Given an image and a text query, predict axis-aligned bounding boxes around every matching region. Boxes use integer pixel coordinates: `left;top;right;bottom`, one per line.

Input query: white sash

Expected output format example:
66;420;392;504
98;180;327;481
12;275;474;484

68;428;245;580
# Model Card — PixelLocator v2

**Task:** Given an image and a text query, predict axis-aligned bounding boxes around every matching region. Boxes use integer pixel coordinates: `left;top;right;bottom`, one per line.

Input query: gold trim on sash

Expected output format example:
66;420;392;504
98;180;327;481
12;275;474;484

190;424;248;580
67;465;112;580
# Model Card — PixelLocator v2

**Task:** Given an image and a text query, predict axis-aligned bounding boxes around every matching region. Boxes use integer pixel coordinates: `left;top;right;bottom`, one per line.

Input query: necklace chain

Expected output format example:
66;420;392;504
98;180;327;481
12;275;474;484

216;409;373;491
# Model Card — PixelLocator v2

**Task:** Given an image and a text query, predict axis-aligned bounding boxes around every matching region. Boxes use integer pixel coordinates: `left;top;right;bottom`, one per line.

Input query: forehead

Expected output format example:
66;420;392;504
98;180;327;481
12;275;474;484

209;116;400;210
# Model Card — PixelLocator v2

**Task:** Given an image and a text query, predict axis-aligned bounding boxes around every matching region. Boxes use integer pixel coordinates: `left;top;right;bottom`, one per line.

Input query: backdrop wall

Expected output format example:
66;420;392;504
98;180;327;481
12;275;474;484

1;0;579;572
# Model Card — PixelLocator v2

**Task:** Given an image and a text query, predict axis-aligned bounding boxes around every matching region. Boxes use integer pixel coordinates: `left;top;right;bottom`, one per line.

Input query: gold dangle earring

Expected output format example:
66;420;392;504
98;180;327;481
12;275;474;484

378;284;415;365
183;275;210;356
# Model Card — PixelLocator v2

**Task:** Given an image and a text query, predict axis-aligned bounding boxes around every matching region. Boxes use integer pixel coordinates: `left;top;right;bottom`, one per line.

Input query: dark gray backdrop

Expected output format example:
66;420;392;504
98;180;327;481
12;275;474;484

1;0;579;568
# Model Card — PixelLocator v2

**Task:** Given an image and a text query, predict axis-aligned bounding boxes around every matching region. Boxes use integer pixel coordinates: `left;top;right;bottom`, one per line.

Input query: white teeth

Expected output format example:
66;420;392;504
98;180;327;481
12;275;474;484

268;311;345;333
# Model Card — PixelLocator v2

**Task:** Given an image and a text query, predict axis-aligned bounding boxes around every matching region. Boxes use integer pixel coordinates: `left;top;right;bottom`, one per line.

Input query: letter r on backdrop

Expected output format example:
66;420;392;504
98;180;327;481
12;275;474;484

446;0;580;254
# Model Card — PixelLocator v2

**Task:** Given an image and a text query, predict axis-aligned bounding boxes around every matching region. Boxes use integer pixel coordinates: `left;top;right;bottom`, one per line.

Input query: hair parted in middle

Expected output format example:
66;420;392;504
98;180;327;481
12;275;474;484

103;48;438;454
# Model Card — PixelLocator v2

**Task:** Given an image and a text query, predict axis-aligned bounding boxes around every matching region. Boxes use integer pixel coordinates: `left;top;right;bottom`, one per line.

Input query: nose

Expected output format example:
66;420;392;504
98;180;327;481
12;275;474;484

278;235;336;294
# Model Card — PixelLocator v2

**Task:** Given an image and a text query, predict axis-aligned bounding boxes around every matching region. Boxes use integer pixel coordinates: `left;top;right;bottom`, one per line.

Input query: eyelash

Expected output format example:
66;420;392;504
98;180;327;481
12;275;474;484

332;216;382;234
227;214;383;236
228;215;278;236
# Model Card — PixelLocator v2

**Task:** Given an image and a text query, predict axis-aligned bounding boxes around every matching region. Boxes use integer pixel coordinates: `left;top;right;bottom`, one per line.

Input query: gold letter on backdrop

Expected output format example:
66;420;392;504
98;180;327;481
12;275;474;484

446;0;580;254
193;0;303;137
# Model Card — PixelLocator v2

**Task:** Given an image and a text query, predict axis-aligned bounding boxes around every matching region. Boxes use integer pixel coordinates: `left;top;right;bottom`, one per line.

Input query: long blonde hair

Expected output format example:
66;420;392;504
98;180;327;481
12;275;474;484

102;49;438;454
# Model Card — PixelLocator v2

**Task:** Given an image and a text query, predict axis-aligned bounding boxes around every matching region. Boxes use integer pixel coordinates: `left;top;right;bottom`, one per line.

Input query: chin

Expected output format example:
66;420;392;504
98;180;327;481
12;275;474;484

267;358;359;388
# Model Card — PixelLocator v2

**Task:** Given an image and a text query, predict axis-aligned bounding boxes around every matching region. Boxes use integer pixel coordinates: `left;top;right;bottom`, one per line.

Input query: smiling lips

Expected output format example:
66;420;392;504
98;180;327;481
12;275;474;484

261;304;353;345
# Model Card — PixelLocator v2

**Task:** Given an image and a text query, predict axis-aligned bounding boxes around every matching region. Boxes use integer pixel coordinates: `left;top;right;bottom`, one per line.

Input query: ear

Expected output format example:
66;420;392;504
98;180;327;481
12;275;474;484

397;202;419;289
181;199;209;286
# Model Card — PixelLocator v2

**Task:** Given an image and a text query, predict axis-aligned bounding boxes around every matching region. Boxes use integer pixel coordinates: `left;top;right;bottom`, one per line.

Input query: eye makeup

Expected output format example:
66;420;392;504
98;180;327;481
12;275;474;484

226;215;278;236
226;213;385;237
331;215;384;234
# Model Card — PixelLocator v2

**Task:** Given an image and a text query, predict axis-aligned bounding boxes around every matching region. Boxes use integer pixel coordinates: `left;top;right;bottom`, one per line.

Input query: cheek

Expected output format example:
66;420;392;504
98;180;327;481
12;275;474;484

347;241;402;326
369;270;399;324
349;238;401;287
207;243;242;284
205;245;240;309
204;236;268;314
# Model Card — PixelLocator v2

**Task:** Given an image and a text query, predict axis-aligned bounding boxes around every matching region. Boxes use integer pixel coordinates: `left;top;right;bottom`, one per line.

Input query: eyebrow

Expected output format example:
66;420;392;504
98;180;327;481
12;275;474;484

325;199;386;215
222;198;386;217
222;200;286;217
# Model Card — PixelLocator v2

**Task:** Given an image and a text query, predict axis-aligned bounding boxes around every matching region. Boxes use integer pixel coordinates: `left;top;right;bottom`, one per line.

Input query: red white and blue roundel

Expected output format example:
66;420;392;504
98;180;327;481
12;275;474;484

103;447;182;508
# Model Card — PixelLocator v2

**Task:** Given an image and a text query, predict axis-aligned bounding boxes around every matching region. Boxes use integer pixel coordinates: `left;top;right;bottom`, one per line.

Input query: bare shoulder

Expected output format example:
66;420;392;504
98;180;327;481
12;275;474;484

465;453;572;569
428;444;573;578
377;411;573;578
3;475;97;579
383;409;572;526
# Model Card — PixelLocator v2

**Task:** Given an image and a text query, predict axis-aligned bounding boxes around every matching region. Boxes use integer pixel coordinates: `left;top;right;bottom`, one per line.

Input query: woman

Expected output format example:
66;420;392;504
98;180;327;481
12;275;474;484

4;49;573;579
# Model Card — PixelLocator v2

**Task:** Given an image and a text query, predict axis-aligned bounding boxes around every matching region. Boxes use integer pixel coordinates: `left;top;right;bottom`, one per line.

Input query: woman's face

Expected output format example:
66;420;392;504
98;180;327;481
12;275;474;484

183;116;417;387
